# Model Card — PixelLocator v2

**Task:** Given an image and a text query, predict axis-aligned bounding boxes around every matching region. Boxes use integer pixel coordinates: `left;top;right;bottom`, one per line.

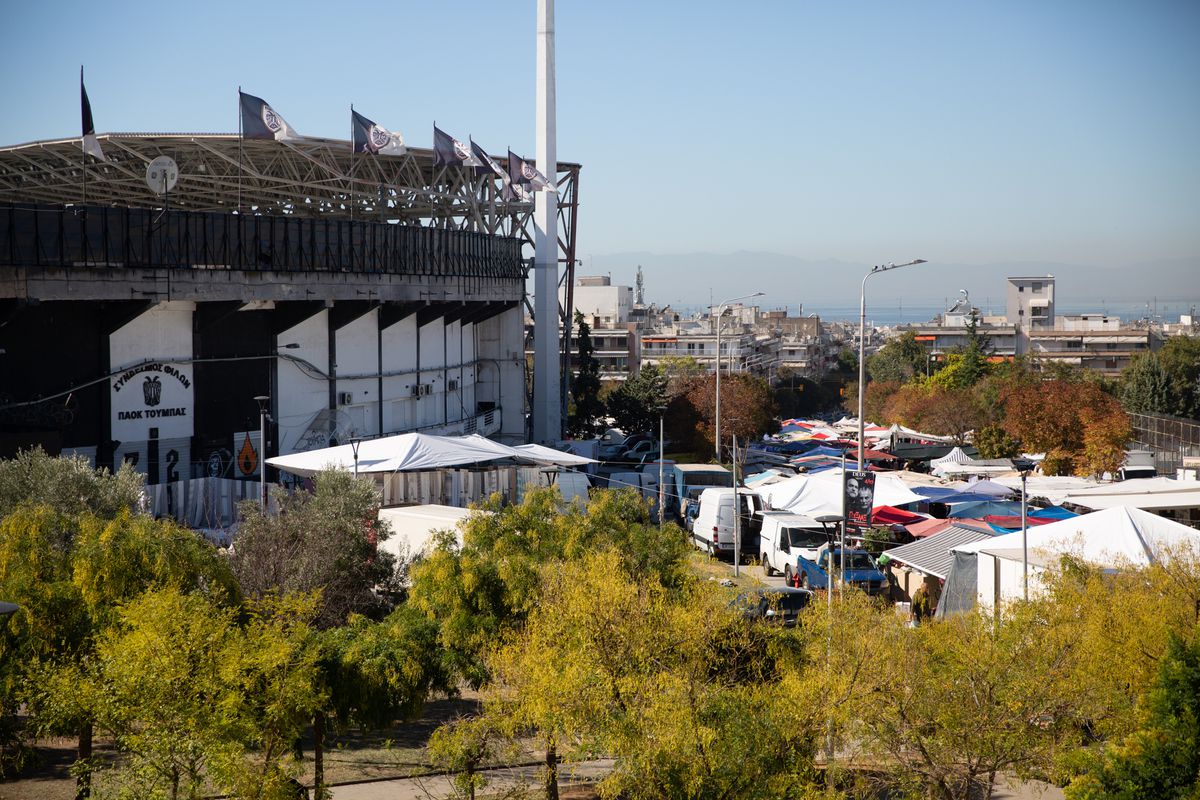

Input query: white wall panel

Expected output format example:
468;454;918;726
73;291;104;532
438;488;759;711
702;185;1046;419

335;309;380;437
276;311;330;454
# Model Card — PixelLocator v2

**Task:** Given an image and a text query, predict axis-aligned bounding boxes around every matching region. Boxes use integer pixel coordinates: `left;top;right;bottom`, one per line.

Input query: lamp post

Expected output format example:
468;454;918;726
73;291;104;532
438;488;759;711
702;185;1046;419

814;513;844;767
857;260;926;469
714;291;764;461
254;395;270;510
1020;468;1030;601
350;437;364;478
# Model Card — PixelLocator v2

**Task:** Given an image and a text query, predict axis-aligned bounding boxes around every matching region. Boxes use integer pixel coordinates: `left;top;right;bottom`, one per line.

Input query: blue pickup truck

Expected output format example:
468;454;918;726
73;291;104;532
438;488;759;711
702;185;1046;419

792;547;887;595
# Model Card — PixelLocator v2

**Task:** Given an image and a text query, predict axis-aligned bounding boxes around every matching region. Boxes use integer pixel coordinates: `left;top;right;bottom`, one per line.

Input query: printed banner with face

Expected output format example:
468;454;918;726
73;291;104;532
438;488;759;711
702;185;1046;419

843;469;876;526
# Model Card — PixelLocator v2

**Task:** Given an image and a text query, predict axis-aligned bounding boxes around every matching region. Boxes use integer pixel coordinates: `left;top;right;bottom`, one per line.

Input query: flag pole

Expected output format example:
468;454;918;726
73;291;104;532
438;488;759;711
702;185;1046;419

349;104;355;223
80;66;87;206
237;87;243;214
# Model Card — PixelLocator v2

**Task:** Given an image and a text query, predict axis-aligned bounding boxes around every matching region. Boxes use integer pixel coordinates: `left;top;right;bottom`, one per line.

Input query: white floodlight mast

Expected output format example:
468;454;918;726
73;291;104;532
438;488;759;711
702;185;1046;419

532;0;561;444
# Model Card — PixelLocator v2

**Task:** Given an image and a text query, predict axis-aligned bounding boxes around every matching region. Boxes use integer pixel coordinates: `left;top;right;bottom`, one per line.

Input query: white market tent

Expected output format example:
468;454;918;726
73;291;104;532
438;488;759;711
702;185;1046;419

757;468;927;518
991;474;1102;504
930;447;973;471
939;506;1200;614
1059;477;1200;512
377;504;477;561
266;432;593;478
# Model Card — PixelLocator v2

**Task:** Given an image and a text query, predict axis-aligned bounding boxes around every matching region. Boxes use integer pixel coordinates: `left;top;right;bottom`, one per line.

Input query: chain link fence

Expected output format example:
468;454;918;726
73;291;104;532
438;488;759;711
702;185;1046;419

1129;412;1200;475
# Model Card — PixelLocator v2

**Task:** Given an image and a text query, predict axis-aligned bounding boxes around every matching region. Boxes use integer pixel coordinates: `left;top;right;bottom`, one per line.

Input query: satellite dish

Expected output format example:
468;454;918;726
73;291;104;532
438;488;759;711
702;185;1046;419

145;156;179;195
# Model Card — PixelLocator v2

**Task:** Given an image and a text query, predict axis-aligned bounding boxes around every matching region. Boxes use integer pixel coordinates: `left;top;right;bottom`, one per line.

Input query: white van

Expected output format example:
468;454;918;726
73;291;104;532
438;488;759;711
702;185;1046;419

692;487;764;557
758;511;832;580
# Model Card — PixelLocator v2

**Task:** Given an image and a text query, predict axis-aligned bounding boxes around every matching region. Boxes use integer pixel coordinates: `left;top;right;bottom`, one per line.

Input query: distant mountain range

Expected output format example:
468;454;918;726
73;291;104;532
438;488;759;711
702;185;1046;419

587;252;1198;314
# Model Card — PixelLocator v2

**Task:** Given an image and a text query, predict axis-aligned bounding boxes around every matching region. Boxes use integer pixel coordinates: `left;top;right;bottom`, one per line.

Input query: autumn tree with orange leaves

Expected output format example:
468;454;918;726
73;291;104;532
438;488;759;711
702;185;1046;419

1002;380;1130;476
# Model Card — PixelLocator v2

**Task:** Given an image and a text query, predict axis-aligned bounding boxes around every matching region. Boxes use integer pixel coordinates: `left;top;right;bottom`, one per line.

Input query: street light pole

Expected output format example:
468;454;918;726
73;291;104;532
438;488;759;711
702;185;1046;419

857;260;926;469
254;395;270;510
714;291;764;462
1021;469;1029;601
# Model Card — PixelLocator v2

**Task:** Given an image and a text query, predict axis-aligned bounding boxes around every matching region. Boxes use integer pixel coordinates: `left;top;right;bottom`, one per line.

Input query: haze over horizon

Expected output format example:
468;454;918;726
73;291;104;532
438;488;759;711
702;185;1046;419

3;0;1197;298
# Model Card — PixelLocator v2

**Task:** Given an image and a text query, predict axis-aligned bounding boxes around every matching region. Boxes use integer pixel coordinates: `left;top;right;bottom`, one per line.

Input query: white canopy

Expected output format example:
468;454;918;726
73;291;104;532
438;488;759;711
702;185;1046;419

944;506;1200;612
1059;477;1200;511
952;505;1200;566
931;446;973;468
757;468;927;518
266;432;592;478
991;474;1102;504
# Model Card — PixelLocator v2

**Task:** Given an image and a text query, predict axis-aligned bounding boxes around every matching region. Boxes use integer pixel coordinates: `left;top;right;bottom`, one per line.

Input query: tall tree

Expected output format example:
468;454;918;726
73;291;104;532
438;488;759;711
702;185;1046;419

228;468;400;629
1064;629;1200;800
606;364;667;435
566;312;605;437
1123;337;1200;420
1156;336;1200;419
1002;380;1131;476
868;330;930;383
481;550;818;800
684;373;778;454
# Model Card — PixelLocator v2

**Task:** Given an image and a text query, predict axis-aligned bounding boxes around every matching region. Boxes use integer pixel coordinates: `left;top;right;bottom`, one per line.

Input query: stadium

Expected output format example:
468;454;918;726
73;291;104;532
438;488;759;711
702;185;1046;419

0;129;581;490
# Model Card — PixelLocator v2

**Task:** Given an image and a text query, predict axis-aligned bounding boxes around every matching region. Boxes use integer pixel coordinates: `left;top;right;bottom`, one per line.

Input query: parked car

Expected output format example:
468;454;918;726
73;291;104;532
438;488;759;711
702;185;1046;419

729;586;814;626
692;487;765;557
595;428;629;460
618;439;658;463
758;511;831;578
791;546;887;595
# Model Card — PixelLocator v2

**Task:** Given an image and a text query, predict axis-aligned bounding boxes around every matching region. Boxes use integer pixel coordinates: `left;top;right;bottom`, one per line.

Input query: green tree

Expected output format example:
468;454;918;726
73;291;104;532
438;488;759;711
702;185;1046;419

975;424;1021;459
312;605;448;796
1065;629;1200;800
0;503;233;788
835;347;858;377
0;448;144;521
657;354;705;395
798;595;1078;800
408;487;688;688
1121;352;1173;415
1156;336;1200;419
606;364;668;435
481;550;818;800
567;312;605;437
35;588;241;800
228;468;399;629
868;330;929;383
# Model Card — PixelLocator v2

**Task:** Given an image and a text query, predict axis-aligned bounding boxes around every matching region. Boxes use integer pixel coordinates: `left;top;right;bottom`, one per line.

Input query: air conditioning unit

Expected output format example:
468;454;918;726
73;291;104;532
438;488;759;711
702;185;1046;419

337;391;354;406
447;379;459;392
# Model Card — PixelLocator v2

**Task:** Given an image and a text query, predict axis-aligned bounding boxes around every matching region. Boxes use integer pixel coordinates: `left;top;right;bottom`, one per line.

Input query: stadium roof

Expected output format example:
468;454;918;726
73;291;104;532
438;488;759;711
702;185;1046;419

0;133;580;229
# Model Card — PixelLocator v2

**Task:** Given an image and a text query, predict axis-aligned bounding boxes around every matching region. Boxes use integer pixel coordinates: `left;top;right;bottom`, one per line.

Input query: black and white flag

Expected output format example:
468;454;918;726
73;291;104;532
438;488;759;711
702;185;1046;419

433;126;482;169
470;140;513;197
80;68;105;161
507;151;534;201
240;91;300;141
351;109;406;156
508;150;556;195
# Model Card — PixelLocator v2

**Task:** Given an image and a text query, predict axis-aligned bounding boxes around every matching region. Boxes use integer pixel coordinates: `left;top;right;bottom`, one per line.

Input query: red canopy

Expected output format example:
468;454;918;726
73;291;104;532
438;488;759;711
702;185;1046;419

870;505;928;526
848;447;900;461
906;517;956;538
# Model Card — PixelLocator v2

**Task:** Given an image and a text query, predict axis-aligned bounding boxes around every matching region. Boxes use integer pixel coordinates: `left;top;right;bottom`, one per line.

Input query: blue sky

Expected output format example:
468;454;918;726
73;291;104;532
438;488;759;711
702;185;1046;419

2;0;1197;298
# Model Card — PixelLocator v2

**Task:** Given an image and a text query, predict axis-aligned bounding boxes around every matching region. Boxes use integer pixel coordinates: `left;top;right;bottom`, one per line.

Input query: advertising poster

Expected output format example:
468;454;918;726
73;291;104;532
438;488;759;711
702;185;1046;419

844;469;876;526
